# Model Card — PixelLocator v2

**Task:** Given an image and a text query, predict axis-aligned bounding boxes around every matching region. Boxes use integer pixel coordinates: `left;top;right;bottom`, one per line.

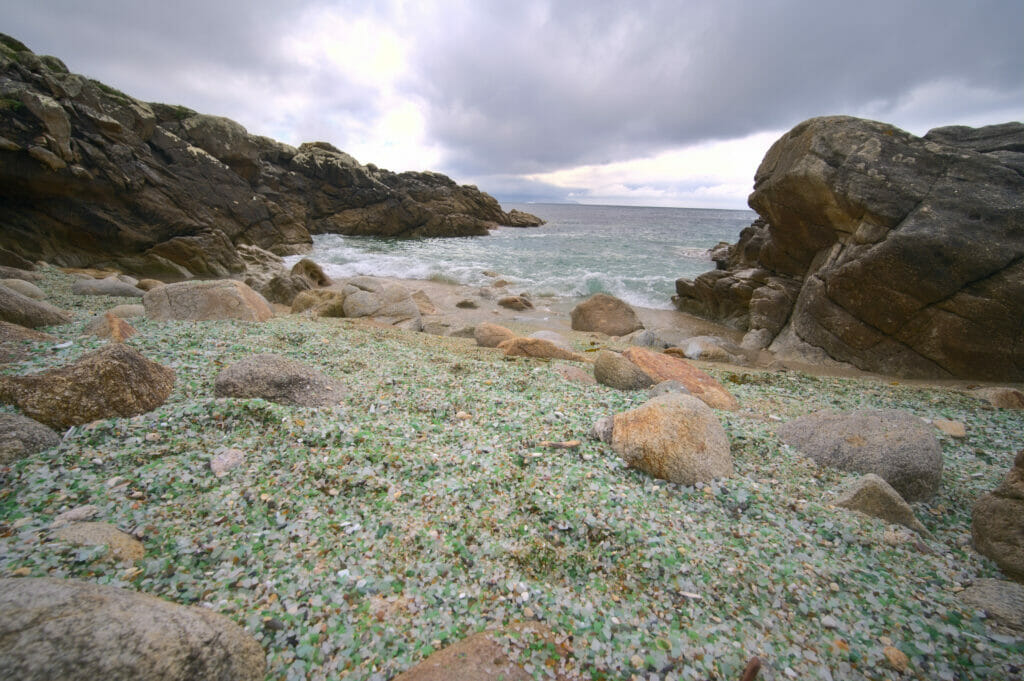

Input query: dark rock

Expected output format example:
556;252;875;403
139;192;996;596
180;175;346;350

972;450;1024;583
214;353;346;407
0;283;71;328
504;209;546;227
778;409;943;501
571;293;643;336
0;412;59;464
0;343;175;429
0;577;265;681
0;36;534;279
673;116;1024;380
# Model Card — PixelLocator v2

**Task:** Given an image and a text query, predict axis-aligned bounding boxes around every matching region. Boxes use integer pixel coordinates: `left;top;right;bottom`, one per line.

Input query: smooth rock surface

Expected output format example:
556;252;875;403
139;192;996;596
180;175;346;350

835;473;930;536
72;276;143;298
778;409;943;501
52;521;145;561
474;322;516;348
143;280;273;322
214;353;346;407
0;283;71;328
622;346;739;410
0;577;266;681
497;337;587;362
594;350;654;391
1;278;45;299
972;450;1024;583
0;412;59;464
570;293;643;336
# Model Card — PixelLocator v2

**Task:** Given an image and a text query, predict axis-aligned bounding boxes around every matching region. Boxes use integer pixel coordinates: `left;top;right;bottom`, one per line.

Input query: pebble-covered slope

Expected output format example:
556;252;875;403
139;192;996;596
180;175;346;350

1;267;1022;680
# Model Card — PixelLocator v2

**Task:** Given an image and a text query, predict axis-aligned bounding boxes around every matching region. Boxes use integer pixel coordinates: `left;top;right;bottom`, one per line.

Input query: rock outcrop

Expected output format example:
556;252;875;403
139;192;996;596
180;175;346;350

674;116;1024;380
0;34;541;279
0;577;266;681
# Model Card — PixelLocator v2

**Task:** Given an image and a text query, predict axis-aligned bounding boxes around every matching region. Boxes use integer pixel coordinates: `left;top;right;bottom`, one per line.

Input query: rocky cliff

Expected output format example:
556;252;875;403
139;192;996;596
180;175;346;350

0;35;542;279
674;116;1024;381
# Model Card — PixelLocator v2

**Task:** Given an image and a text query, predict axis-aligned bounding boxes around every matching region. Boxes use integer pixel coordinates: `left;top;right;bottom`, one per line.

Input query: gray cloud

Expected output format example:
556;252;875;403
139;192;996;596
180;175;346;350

394;0;1024;175
3;0;1021;203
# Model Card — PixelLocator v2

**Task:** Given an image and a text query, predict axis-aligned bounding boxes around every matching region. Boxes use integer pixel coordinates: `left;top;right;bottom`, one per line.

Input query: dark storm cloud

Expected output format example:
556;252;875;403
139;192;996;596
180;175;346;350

398;0;1024;175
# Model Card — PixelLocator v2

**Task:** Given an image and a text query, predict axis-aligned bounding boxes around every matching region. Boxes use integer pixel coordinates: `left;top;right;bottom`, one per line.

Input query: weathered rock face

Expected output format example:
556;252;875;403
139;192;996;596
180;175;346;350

674;116;1024;380
143;280;273;322
0;35;540;278
777;409;943;502
214;353;346;407
972;450;1024;583
0;577;266;681
610;394;733;485
571;293;643;336
0;412;59;464
0;343;175;428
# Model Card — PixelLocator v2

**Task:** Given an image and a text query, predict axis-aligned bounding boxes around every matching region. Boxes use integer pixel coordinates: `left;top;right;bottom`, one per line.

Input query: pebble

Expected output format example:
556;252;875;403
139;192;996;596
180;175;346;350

820;615;841;629
883;645;909;672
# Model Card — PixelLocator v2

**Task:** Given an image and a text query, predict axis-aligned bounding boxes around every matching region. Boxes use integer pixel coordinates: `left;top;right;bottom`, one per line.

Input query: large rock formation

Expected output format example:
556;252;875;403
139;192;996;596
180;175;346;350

0;34;542;279
674;116;1024;380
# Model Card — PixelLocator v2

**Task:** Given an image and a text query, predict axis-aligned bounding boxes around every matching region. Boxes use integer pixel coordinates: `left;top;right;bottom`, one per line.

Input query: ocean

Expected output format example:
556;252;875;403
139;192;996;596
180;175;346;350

284;203;756;310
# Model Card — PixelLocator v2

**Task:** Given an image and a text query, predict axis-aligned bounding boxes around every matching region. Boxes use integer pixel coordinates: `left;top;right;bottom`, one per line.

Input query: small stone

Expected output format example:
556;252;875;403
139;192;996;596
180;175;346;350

820;615;840;629
630;654;644;669
211;448;246;477
455;411;472;421
883;645;909;672
52;522;145;561
933;419;966;438
50;505;100;529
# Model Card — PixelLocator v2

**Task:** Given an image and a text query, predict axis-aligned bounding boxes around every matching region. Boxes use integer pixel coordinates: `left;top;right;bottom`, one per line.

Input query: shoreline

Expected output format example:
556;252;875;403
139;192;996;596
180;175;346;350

315;272;1017;391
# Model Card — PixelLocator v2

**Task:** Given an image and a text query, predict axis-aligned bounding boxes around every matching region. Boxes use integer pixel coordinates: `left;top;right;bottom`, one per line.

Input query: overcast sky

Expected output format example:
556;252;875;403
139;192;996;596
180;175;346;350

4;1;1022;208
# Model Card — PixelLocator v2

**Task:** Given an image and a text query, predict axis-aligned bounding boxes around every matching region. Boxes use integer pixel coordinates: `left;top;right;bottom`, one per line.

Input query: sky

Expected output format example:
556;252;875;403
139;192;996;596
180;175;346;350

3;1;1022;209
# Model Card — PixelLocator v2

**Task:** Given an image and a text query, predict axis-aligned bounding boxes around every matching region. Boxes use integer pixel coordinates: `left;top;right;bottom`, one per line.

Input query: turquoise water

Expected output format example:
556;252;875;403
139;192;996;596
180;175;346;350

286;203;755;310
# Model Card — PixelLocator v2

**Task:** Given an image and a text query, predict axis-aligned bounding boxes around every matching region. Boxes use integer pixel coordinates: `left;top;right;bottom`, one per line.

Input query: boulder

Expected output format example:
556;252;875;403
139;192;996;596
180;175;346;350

290;289;347;317
213;353;346;407
84;311;138;341
290;258;331;287
777;409;943;502
497;295;533;311
108;304;145;318
673;117;1024;380
0;412;59;464
622;347;739;410
835;474;930;536
1;278;45;300
570;293;643;336
0;320;56;363
594;350;654;391
553;363;596;386
970;387;1024;410
71;276;143;298
0;283;71;328
143;280;273;322
957;579;1024;631
678;335;746;364
342;281;422;330
497;337;588;362
237;243;286;292
52;522;145;561
0;344;175;429
610;394;733;485
135;279;165;291
972;450;1024;583
0;266;42;282
648;380;692;399
474;322;516;348
0;577;265;681
504;209;546;227
260;273;311;305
